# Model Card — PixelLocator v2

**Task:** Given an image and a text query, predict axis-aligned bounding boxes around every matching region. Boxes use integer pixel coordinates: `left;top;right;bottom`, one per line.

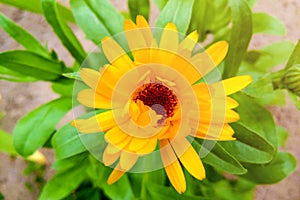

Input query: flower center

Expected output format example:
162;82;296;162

132;83;178;119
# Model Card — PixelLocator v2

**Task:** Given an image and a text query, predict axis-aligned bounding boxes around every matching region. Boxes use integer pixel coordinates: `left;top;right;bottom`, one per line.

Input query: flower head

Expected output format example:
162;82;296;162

72;15;251;193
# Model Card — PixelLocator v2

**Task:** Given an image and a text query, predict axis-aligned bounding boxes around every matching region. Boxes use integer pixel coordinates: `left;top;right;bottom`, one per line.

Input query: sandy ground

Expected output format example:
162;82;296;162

0;0;300;199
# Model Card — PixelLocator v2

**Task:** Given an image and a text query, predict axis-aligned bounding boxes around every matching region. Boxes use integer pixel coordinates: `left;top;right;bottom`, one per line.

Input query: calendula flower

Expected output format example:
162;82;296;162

72;15;251;193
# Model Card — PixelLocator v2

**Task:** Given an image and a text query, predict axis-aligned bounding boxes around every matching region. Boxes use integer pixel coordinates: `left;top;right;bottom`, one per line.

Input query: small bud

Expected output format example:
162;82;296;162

26;150;47;165
282;64;300;96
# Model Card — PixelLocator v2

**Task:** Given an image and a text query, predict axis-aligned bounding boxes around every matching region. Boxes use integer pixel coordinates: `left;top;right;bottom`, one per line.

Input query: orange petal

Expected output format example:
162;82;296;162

77;89;111;109
107;165;125;184
119;151;139;171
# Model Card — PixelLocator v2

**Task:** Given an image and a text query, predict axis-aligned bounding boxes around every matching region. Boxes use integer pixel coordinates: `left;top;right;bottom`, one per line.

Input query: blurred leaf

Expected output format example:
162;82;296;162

253;13;286;36
192;139;247;175
153;0;169;10
51;78;74;97
13;98;72;157
242;152;296;184
0;13;49;57
0;65;37;82
87;156;136;200
42;0;86;63
39;162;88;200
288;90;300;110
128;0;150;22
64;187;100;200
0;50;64;81
286;39;300;69
221;123;275;164
243;41;295;73
0;193;3;200
70;0;110;44
85;0;124;35
246;0;257;7
52;152;89;171
233;92;278;148
62;72;81;80
0;0;75;22
223;0;252;78
143;181;208;200
276;126;288;147
257;89;286;106
243;74;273;98
0;129;17;155
188;0;231;42
156;0;194;34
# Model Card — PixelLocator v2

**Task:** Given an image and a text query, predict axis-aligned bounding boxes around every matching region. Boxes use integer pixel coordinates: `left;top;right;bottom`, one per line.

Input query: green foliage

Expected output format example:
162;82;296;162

253;13;286;35
128;0;150;22
0;50;65;81
13;98;72;156
156;0;194;34
41;0;87;63
0;129;17;155
223;0;252;78
0;0;75;22
153;0;169;10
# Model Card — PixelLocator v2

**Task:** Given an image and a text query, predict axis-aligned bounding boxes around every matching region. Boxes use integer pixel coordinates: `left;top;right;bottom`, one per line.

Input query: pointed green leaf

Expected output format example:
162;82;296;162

242;152;296;184
192;138;247;175
42;0;86;63
155;0;194;34
39;162;88;200
128;0;150;22
0;0;75;22
253;13;286;35
286;39;300;69
153;0;169;10
223;0;252;78
0;50;64;81
0;65;37;82
0;129;17;155
220;123;275;164
13;98;72;157
0;13;49;57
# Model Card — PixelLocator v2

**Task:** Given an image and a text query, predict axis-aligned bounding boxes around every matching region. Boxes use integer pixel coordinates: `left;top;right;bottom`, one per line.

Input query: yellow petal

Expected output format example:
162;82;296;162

136;137;158;154
107;165;125;184
72;111;115;133
102;36;134;71
79;68;100;89
195;123;235;140
206;41;229;66
226;97;239;109
124;19;147;51
172;139;205;180
160;23;178;53
129;137;151;152
179;30;199;52
119;151;139;171
136;15;152;46
160;139;186;194
77;89;111;109
212;75;252;95
103;145;121;166
225;109;240;123
105;126;129;146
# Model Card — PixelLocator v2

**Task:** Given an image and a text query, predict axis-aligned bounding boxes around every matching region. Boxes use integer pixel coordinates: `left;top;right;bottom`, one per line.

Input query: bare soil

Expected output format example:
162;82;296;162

0;0;299;199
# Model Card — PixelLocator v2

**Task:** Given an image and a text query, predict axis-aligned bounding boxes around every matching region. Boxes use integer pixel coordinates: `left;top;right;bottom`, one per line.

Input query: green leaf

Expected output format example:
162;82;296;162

276;126;288;147
242;41;295;73
87;156;136;200
42;0;86;63
220;123;275;164
0;65;37;82
153;0;169;10
252;13;286;35
128;0;150;22
70;0;110;44
143;181;208;200
51;78;74;97
242;152;296;184
0;50;64;81
192;139;247;175
188;0;231;42
52;152;89;171
39;163;88;200
243;74;273;98
286;39;300;69
13;98;72;157
0;0;75;22
233;93;278;148
0;129;17;155
288;90;300;110
84;0;124;35
223;0;252;78
0;13;49;57
155;0;194;34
